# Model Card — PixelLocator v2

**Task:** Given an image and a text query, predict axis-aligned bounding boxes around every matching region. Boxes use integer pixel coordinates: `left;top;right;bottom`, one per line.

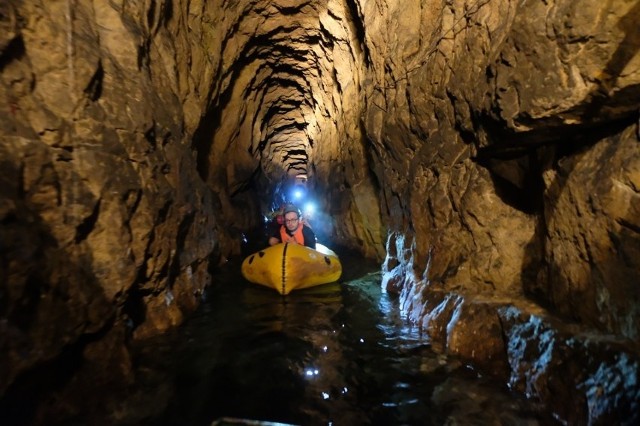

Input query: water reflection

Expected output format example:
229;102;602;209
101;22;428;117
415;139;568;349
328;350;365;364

114;256;555;426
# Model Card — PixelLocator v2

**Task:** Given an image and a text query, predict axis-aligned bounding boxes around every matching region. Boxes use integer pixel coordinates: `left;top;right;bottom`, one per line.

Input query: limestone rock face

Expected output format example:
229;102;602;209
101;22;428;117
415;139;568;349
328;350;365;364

1;0;639;424
363;0;640;422
0;0;221;397
363;0;640;340
539;127;640;339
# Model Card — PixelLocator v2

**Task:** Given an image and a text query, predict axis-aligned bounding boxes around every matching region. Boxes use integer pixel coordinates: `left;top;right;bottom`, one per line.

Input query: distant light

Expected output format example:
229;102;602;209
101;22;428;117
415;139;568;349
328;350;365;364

303;202;315;215
305;368;320;377
322;392;330;400
293;188;304;200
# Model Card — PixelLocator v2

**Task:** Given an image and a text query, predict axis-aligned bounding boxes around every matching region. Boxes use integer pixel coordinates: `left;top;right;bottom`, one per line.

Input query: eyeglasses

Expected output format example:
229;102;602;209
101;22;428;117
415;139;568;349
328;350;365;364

285;218;299;224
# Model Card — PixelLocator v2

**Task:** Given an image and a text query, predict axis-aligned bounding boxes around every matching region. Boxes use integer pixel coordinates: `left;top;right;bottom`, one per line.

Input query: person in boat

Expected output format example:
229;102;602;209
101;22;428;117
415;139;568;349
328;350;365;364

265;204;285;237
268;204;316;249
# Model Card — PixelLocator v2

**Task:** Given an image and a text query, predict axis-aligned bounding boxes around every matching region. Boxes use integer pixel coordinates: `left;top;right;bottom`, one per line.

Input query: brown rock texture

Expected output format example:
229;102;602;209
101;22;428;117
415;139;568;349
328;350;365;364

1;0;639;424
0;0;222;399
366;0;640;422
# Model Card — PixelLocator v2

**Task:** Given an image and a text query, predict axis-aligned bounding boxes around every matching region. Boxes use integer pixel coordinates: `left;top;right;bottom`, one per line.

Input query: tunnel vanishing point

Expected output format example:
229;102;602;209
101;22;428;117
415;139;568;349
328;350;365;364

1;0;639;424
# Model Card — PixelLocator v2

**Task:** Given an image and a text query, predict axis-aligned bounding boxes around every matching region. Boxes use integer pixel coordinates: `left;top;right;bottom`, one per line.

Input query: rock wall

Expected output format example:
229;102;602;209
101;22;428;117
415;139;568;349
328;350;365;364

0;0;226;398
358;0;640;422
361;0;639;338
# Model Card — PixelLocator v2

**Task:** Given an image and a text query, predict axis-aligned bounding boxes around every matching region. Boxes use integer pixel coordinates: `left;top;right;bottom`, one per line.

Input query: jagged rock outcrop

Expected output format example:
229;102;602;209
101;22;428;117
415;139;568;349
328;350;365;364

365;0;639;337
368;0;640;422
1;0;639;424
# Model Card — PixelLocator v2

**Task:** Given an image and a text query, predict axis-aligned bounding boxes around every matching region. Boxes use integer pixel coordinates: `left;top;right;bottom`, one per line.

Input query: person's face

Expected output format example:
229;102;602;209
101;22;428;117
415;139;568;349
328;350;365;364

284;212;299;232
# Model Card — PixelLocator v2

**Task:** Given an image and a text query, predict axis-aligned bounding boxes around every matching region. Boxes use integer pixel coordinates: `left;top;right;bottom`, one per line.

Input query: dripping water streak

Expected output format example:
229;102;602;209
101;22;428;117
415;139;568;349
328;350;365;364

66;0;76;96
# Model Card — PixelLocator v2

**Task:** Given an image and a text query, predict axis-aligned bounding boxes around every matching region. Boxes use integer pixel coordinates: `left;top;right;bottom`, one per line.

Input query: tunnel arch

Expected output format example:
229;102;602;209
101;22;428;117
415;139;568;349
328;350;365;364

193;0;367;237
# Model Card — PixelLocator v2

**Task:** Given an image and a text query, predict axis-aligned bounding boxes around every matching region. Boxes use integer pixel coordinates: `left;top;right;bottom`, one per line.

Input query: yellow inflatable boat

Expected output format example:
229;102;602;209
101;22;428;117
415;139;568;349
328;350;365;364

241;242;342;295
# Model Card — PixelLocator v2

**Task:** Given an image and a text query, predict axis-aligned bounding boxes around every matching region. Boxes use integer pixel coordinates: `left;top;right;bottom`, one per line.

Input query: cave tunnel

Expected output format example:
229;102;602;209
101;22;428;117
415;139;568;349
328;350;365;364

1;0;639;424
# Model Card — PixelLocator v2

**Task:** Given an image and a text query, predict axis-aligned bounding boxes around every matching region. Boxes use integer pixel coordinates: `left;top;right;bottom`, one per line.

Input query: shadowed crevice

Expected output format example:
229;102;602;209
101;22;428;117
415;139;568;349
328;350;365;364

74;199;101;244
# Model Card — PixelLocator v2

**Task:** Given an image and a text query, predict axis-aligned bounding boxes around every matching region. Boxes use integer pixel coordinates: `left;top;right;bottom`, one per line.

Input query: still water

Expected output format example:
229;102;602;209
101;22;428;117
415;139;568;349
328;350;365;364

121;252;555;426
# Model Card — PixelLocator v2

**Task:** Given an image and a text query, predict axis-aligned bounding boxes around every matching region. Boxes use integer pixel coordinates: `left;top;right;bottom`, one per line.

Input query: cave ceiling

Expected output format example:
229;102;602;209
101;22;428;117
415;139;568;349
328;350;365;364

198;0;366;201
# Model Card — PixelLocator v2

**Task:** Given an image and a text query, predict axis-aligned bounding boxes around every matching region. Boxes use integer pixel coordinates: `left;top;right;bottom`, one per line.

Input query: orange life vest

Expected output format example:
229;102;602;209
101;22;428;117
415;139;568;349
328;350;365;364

280;224;305;245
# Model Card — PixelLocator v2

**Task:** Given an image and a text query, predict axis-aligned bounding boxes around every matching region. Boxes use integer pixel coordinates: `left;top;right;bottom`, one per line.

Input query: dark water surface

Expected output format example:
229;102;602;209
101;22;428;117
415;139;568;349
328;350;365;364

117;251;555;426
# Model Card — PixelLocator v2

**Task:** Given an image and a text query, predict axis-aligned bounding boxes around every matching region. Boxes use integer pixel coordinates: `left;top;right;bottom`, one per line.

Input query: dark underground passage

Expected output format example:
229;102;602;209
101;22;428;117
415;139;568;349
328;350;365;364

1;0;639;424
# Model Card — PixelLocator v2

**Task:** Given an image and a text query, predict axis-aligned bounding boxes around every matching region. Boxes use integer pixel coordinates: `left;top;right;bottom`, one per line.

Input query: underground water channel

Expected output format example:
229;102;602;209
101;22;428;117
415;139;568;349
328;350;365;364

111;246;559;426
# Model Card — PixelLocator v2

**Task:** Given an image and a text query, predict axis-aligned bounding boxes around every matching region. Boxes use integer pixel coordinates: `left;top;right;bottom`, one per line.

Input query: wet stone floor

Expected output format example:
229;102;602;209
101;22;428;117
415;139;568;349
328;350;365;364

113;250;558;426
